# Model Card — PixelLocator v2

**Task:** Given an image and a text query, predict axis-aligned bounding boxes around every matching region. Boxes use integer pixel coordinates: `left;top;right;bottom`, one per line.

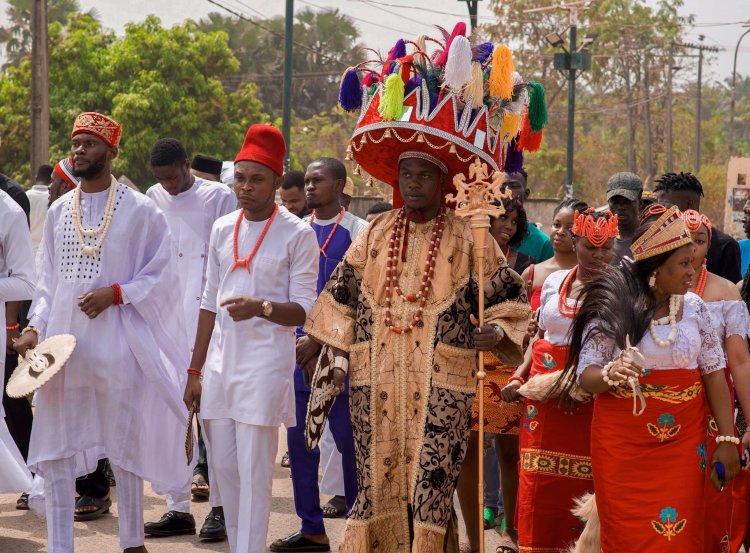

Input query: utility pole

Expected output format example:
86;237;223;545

526;1;594;198
643;48;654;183
674;37;720;174
282;0;294;171
729;22;750;156
459;1;482;33
666;46;674;172
30;0;49;182
624;60;636;172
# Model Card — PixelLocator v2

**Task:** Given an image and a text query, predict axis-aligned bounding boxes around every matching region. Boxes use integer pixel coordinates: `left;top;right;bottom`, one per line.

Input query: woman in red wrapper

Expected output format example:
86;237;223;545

503;208;617;553
681;209;750;553
563;205;741;553
521;199;586;313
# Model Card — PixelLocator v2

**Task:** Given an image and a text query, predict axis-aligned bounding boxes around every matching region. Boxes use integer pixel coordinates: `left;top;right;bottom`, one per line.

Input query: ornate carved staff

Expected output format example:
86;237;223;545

448;158;512;553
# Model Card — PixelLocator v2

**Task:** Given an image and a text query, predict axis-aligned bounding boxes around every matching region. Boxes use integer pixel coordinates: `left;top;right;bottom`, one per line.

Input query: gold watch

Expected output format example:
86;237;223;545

261;300;273;317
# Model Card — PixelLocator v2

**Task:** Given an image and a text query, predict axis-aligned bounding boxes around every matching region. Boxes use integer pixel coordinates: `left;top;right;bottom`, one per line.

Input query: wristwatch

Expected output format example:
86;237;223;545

261;300;273;318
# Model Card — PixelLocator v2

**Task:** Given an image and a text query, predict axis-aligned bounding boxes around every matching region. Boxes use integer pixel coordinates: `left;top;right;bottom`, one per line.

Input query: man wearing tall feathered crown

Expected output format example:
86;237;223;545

302;24;545;552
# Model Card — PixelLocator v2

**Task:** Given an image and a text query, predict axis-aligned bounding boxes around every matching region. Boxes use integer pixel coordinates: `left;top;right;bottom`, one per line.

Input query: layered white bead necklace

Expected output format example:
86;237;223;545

649;294;681;348
71;176;118;258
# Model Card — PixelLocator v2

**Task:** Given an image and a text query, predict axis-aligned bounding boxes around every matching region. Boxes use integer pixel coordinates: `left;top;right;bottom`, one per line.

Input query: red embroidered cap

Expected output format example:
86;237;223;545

71;112;122;148
234;124;286;176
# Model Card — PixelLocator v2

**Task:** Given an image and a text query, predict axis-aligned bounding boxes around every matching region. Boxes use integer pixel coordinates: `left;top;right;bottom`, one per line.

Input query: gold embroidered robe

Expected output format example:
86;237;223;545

304;209;530;553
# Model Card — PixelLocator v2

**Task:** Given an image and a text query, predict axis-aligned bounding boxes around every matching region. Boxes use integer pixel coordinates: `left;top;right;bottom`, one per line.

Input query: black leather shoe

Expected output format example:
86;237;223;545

199;507;227;541
144;511;196;536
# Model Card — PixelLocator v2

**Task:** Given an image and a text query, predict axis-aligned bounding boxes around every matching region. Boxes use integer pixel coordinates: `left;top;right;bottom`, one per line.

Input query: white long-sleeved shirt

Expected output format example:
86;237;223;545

200;205;319;427
26;184;48;256
146;178;237;346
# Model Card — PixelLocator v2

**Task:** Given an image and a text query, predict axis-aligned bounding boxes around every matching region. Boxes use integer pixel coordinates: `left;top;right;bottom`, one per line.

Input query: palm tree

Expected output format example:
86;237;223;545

0;0;98;68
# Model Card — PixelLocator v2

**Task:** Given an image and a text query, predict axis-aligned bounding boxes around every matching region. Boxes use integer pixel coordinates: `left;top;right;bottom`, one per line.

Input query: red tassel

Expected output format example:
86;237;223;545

435;22;467;67
516;112;544;152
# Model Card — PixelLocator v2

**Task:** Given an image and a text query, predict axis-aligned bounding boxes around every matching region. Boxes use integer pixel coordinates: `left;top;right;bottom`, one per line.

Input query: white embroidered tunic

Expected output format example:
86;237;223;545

28;183;190;496
537;269;576;346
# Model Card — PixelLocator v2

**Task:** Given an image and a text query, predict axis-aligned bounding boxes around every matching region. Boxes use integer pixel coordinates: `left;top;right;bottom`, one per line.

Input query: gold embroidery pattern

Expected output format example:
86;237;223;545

520;448;593;480
609;382;702;404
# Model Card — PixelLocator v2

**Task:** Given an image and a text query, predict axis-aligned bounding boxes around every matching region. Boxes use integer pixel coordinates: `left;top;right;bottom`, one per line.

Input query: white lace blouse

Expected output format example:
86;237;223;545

538;269;575;347
576;293;725;376
706;300;750;342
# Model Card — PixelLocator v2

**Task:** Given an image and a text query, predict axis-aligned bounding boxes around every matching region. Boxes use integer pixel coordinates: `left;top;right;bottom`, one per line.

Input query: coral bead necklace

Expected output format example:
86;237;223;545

231;204;278;273
557;265;580;319
309;207;345;257
384;207;446;334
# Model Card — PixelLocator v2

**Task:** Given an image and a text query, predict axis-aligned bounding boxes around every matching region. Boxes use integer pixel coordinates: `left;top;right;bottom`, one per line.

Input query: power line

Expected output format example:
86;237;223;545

204;0;348;67
296;0;416;35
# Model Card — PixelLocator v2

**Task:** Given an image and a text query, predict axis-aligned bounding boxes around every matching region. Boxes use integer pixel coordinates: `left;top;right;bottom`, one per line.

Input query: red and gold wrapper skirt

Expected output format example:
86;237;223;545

593;368;707;552
471;351;523;435
517;339;593;553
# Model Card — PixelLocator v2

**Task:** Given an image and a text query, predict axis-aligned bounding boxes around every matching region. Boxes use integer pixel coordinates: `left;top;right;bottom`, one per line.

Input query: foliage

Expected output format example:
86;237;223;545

484;0;749;225
194;8;362;119
0;0;97;68
0;14;268;186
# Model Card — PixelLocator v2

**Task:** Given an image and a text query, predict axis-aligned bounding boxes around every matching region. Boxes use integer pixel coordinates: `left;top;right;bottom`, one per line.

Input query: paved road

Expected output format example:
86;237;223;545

0;429;506;552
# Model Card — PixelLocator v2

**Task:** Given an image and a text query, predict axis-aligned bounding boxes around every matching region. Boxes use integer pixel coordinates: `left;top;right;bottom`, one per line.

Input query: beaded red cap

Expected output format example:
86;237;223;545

72;112;122;148
681;209;712;240
572;209;619;247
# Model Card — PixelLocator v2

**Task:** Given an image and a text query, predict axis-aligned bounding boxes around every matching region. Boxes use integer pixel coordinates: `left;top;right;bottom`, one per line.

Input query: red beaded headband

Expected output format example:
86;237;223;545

681;209;712;240
639;203;667;225
572;208;619;247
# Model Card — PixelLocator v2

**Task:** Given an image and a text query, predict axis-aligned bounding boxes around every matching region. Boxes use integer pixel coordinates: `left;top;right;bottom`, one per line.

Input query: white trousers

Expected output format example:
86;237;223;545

41;457;144;552
166;468;192;514
203;419;277;553
319;423;345;496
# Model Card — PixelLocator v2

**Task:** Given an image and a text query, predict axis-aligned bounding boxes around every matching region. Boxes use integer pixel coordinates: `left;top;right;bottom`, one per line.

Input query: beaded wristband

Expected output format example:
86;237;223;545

508;375;525;386
716;435;741;445
187;368;202;377
601;361;618;387
6;323;20;331
111;283;123;306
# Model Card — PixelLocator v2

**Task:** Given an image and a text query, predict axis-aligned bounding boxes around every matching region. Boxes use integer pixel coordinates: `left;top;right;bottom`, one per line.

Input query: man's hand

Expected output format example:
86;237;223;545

472;324;502;351
6;326;20;354
13;331;38;358
296;336;321;367
302;356;318;385
220;296;263;322
331;367;346;398
500;380;523;403
184;374;202;412
78;287;116;319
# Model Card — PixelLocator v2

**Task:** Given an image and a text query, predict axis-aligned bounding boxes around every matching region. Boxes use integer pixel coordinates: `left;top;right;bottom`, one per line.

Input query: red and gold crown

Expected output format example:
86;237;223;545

338;25;548;206
572;208;619;247
71;112;122;148
681;209;712;240
631;205;692;262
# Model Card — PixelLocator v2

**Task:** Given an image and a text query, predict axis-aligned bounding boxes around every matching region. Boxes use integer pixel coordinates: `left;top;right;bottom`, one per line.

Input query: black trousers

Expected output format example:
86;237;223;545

3;352;33;460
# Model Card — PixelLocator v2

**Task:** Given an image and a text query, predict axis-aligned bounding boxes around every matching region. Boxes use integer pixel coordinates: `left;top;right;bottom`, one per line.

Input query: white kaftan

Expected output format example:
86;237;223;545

0;189;35;492
200;205;319;427
27;183;190;496
146;178;237;346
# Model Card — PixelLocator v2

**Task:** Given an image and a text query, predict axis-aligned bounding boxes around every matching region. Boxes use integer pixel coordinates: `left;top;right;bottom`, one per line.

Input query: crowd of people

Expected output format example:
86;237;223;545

1;22;750;553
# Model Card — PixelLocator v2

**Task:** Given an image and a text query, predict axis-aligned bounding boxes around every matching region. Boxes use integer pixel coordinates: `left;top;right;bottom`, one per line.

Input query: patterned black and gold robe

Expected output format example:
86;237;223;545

304;209;530;553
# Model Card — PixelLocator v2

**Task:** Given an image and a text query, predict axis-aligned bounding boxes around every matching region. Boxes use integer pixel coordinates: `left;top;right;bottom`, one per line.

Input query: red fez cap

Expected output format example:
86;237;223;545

72;112;122;148
234;124;285;176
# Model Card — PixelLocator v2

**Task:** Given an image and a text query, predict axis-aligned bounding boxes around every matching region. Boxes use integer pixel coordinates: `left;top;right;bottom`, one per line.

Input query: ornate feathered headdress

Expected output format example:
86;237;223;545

338;24;548;206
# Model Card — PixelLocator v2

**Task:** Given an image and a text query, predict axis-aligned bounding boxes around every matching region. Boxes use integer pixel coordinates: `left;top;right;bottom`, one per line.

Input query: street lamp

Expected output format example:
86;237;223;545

729;20;750;156
458;0;483;33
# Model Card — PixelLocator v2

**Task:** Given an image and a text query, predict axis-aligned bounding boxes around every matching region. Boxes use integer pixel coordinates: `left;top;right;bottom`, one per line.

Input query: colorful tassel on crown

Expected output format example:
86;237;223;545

434;22;466;67
338;68;362;112
489;45;515;100
516;111;543;152
499;113;522;140
444;35;473;91
379;67;406;121
462;62;485;108
504;141;524;174
526;81;548;132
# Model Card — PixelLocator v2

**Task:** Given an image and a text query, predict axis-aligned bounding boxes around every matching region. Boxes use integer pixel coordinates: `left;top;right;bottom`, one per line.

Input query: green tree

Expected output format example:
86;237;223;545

0;0;97;67
0;14;269;186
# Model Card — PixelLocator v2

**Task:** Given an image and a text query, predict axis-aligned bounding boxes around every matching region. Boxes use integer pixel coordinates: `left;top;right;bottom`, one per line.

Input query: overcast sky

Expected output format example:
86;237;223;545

0;0;747;80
